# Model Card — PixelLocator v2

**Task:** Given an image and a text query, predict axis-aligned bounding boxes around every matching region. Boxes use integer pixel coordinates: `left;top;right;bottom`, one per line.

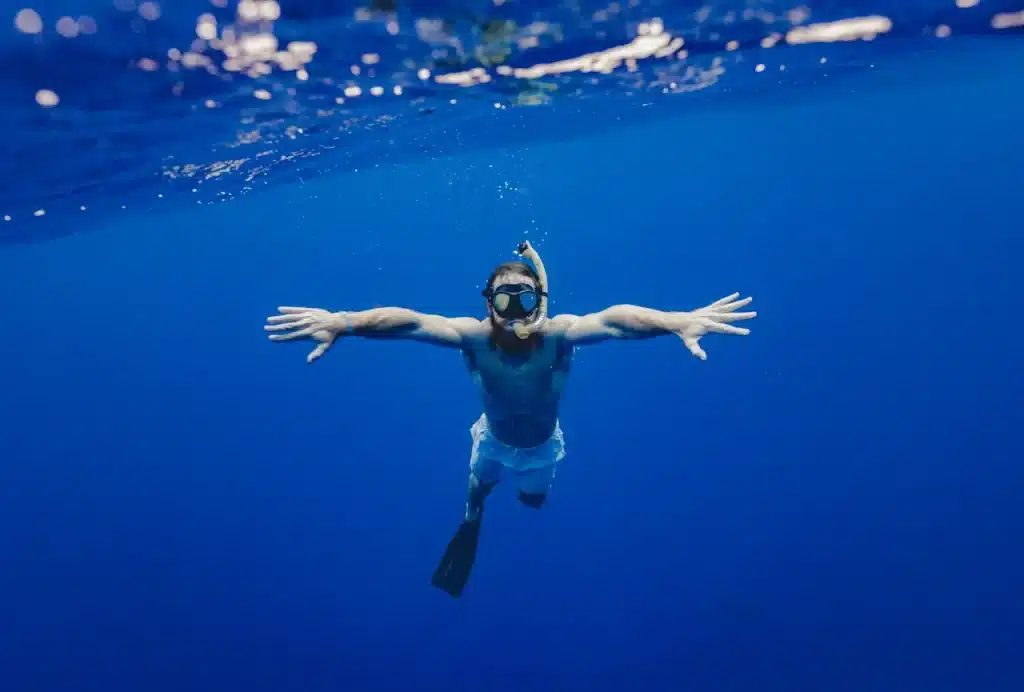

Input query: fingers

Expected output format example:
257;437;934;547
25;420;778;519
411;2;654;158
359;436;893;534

708;293;740;308
268;325;318;341
709;323;750;336
266;307;335;362
266;313;309;324
713;310;757;323
720;296;753;312
307;342;331;363
682;335;707;360
707;295;753;314
265;318;312;332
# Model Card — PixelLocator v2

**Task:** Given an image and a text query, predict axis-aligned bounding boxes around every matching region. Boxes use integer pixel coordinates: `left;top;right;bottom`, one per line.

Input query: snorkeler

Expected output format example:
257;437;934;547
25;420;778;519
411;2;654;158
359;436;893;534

264;241;755;598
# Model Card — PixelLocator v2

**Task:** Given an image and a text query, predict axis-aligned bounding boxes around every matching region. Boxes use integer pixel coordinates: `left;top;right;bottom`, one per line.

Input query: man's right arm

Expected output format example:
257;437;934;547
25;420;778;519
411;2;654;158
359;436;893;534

265;305;486;362
343;307;485;347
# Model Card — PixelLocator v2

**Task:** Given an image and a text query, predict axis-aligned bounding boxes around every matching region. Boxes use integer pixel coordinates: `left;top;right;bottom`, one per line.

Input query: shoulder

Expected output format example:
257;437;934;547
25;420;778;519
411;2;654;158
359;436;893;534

543;314;579;331
541;318;576;367
539;316;580;359
541;314;579;339
451;317;492;344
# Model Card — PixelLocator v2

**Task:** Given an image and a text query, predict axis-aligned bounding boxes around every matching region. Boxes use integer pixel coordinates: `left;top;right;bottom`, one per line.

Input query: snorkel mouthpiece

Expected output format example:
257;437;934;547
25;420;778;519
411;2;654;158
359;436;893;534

512;240;548;340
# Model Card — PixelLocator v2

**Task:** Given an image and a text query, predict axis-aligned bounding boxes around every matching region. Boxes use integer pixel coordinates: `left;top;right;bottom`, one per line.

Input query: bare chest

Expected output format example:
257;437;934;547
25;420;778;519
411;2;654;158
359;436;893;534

465;338;571;402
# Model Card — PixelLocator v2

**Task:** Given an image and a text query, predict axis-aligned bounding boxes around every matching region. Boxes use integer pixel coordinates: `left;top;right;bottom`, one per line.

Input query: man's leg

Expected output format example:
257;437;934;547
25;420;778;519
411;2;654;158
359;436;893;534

518;490;547;509
432;459;501;599
466;465;499;521
516;464;557;510
465;415;503;520
514;421;565;510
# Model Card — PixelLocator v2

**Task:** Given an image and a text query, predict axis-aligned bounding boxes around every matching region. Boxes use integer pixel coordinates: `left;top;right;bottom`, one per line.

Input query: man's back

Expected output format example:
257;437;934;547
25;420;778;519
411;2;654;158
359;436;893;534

462;321;573;448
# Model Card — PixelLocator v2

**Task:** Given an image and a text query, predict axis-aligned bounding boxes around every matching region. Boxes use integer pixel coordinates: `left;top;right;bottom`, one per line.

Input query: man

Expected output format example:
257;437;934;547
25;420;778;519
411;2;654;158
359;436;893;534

264;241;755;598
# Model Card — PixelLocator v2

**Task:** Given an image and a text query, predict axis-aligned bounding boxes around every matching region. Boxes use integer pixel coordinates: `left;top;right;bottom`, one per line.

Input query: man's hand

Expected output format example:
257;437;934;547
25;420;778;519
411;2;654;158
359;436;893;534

265;306;348;363
674;293;756;360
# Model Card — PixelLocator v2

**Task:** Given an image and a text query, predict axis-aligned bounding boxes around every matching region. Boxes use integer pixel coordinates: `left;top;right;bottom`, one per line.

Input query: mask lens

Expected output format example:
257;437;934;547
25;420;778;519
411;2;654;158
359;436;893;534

518;290;539;313
492;292;511;313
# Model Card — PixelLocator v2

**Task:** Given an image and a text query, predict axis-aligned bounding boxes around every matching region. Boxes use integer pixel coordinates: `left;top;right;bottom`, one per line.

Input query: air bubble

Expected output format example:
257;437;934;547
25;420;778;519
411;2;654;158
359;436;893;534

14;9;43;34
35;89;59;107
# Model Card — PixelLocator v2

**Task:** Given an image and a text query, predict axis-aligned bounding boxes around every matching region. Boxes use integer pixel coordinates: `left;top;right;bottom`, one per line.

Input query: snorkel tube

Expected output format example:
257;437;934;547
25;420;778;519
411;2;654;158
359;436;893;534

512;240;548;340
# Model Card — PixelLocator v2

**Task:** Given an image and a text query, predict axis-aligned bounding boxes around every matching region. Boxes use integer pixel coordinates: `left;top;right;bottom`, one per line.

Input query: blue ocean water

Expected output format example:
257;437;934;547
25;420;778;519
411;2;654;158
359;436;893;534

2;1;1024;691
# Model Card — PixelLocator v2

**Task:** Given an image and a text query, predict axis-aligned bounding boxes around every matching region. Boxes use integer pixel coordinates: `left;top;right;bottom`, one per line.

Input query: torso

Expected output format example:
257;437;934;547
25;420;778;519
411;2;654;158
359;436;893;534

463;324;574;448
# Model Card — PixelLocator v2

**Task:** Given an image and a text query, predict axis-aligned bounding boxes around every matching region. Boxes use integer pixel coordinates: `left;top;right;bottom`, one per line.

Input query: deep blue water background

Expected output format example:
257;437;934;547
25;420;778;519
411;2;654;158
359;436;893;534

2;5;1024;692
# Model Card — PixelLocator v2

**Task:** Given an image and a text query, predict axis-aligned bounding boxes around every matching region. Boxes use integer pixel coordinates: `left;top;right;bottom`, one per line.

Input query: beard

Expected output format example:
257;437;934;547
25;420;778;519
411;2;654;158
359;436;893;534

489;313;541;355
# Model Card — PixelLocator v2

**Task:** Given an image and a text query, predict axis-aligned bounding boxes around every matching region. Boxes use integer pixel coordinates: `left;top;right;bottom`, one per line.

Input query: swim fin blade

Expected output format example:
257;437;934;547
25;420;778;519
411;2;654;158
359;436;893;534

431;513;483;598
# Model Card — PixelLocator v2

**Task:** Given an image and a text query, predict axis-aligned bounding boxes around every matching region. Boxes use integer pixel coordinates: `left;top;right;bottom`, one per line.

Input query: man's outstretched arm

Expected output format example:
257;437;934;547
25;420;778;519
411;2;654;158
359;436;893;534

265;306;486;363
552;293;755;360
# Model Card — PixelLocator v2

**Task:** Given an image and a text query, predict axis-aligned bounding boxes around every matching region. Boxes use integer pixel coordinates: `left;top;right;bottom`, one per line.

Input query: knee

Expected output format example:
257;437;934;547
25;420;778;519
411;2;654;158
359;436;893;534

469;473;498;495
518;491;547;509
477;480;498;495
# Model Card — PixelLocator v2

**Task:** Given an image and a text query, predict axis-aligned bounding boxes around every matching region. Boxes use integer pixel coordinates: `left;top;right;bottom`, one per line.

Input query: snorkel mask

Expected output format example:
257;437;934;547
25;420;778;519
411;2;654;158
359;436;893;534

481;241;549;340
488;283;540;318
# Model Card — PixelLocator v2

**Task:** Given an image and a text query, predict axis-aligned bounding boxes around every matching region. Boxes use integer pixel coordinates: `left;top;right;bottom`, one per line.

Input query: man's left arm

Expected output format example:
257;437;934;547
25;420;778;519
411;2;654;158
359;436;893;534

551;293;755;360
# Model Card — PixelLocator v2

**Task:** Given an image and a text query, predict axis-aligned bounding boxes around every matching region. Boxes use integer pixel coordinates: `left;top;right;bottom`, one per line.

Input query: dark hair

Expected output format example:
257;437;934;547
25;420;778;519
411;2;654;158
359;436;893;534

484;261;539;292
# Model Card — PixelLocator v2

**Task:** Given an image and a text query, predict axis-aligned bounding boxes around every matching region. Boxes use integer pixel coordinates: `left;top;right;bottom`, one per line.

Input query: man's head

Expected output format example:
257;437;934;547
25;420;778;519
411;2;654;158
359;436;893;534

482;261;544;335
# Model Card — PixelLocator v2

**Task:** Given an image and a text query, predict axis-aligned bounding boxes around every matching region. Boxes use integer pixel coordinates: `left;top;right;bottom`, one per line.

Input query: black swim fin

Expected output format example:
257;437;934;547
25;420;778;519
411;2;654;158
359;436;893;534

431;513;484;598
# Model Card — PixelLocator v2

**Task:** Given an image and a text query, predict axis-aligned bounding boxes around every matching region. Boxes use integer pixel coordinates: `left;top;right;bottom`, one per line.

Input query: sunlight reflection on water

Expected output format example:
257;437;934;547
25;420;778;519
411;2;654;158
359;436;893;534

2;0;1021;236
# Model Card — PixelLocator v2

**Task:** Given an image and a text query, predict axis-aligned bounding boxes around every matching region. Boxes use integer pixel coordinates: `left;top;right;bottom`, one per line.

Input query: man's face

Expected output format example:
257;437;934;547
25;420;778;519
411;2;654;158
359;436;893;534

487;271;540;331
